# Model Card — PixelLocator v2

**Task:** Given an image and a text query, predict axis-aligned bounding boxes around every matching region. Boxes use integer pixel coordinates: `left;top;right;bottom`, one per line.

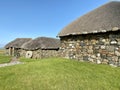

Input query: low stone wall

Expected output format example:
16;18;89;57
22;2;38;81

60;31;120;66
21;49;59;59
20;49;27;57
5;48;21;57
5;49;9;56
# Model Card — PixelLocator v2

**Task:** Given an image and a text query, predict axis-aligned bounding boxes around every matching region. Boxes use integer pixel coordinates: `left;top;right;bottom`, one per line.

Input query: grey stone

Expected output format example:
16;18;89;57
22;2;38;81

100;45;106;49
98;41;104;45
101;39;106;42
94;46;99;49
91;55;96;59
101;54;107;59
88;49;93;54
88;58;94;62
80;41;85;46
96;60;101;64
110;39;118;45
69;44;73;46
106;46;115;52
107;56;112;61
97;53;101;57
115;51;120;56
117;41;120;45
105;41;109;45
83;56;89;61
112;56;118;62
71;46;75;48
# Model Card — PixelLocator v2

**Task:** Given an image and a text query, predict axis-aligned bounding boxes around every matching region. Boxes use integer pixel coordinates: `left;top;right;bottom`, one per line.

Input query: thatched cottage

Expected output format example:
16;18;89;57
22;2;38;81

5;38;32;56
21;37;60;59
58;1;120;66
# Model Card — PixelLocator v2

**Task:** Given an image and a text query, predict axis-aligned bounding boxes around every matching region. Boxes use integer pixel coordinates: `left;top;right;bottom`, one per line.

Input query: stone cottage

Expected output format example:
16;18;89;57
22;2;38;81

58;1;120;66
5;38;32;56
21;37;60;59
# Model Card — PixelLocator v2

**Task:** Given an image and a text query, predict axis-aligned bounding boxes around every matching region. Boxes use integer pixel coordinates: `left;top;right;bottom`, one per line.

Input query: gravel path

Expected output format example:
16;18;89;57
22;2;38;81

0;61;24;67
0;57;24;68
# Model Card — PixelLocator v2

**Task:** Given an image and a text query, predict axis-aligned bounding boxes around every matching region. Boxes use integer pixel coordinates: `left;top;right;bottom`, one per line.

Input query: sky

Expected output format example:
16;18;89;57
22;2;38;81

0;0;111;47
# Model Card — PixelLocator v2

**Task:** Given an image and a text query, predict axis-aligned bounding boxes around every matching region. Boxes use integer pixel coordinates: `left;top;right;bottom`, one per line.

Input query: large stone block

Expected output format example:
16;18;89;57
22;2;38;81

97;53;101;57
88;49;93;54
80;41;85;46
100;45;106;49
88;58;94;62
107;56;112;61
91;55;96;59
106;46;115;52
101;54;107;59
94;45;100;49
96;60;101;64
115;51;120;56
98;41;104;45
102;59;108;64
83;56;89;61
88;46;93;49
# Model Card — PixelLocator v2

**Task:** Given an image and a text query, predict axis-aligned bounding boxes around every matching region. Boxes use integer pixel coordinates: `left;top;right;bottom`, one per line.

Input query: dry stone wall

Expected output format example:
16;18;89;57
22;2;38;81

60;31;120;66
21;49;59;59
5;48;21;57
32;49;59;59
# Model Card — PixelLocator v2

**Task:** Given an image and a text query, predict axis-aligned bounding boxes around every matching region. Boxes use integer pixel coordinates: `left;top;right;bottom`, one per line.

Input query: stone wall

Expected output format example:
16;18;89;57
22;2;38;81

21;49;59;59
60;31;120;66
5;48;21;57
5;49;9;56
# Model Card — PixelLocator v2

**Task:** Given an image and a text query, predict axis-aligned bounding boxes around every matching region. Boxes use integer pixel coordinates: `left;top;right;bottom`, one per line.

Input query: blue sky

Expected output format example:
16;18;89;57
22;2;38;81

0;0;109;47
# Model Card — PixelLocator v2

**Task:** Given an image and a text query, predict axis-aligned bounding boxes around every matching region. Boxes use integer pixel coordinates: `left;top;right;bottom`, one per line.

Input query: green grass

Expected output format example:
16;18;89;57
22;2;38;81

0;50;11;64
0;55;11;64
0;57;120;90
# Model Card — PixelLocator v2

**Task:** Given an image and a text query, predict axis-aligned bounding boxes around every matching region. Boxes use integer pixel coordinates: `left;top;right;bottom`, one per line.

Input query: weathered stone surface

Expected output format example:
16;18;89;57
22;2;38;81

101;54;107;59
97;53;101;57
21;49;59;59
115;51;120;56
96;60;101;64
102;59;108;64
102;39;106;42
88;49;93;54
117;41;120;45
60;32;120;66
106;46;115;52
26;51;33;58
98;41;104;45
100;45;106;49
91;55;96;59
88;58;94;62
83;56;89;61
94;45;99;49
110;40;118;45
80;41;85;46
107;56;112;61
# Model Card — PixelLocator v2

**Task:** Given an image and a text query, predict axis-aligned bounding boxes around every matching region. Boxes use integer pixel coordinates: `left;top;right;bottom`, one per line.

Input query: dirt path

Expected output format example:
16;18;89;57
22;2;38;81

0;57;24;68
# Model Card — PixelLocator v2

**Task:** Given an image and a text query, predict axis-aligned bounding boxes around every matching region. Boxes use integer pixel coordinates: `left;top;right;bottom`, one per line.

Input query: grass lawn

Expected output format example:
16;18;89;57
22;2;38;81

0;49;11;64
0;57;120;90
0;55;11;64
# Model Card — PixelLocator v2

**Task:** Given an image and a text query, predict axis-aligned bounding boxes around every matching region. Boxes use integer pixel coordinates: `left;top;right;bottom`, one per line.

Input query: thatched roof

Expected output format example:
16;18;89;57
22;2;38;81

21;37;60;50
5;38;32;49
58;1;120;37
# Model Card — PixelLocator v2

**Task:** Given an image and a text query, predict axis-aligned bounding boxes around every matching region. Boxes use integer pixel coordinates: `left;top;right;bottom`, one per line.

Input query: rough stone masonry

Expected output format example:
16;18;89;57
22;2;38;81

60;31;120;66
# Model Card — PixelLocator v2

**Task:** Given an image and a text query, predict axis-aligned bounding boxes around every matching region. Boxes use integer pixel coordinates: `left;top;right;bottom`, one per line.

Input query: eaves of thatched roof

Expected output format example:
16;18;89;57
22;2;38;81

58;1;120;37
5;38;32;49
21;37;60;50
